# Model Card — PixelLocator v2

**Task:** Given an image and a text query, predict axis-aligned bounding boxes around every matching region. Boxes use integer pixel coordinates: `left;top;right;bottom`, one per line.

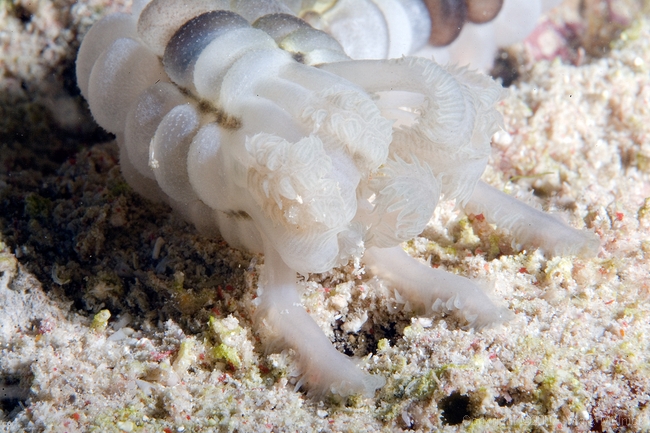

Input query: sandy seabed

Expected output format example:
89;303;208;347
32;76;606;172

1;1;649;432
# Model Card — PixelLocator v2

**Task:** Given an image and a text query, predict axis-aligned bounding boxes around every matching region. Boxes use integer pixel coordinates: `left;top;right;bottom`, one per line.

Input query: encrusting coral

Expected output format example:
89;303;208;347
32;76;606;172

76;0;599;397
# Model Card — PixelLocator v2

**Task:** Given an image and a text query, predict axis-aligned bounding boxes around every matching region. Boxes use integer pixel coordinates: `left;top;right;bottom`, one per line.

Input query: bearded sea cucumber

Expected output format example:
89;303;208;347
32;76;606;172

76;0;599;397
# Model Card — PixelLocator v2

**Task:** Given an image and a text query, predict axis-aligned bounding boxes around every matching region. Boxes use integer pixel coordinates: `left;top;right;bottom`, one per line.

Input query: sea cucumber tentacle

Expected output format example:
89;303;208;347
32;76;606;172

364;246;513;329
465;181;601;258
245;133;347;230
319;58;477;155
364;155;441;248
256;239;385;397
318;57;502;203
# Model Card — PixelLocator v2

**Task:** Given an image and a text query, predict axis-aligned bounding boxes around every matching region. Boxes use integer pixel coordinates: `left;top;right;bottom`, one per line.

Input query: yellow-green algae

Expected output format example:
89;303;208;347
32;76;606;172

90;309;111;332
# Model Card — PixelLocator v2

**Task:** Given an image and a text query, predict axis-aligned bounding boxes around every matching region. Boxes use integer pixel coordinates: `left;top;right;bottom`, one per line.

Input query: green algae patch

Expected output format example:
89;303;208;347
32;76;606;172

90;309;111;332
207;315;259;375
376;338;390;353
24;192;52;220
213;343;242;369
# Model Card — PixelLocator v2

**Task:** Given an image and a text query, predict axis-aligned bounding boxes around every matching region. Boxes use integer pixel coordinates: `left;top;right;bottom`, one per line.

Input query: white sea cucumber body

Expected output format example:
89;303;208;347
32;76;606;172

78;0;485;276
77;0;598;397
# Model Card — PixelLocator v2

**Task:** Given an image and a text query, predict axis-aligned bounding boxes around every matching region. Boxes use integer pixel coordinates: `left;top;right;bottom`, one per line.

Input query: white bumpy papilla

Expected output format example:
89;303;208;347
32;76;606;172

76;0;598;398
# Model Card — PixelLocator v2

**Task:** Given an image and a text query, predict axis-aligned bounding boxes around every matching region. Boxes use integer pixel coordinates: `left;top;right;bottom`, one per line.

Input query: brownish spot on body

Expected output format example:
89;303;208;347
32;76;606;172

424;0;504;46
